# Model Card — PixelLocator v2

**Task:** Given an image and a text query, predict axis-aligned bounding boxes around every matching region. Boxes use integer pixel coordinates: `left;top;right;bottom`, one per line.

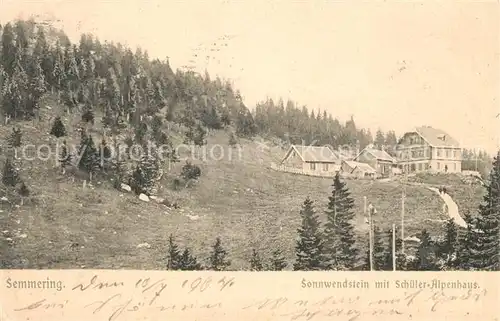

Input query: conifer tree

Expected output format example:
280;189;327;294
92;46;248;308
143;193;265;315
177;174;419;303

436;219;459;269
2;158;19;187
51;41;66;90
134;122;148;143
105;67;122;123
293;197;324;271
28;58;47;116
249;249;264;271
78;133;100;180
99;138;112;170
209;237;231;271
322;173;358;270
130;150;159;195
167;148;180;171
112;156;128;189
193;123;207;147
456;213;478;270
269;248;287;271
466;152;500;270
7;127;22;149
228;131;238;147
59;140;72;174
50;116;67;138
81;101;95;124
411;229;439;271
1;23;16;76
151;114;163;137
180;248;202;271
374;129;385;150
362;226;385;271
166;234;182;270
17;181;30;205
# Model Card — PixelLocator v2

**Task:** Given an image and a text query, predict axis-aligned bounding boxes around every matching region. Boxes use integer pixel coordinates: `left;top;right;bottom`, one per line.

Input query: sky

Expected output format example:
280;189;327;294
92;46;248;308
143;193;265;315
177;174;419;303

1;0;499;153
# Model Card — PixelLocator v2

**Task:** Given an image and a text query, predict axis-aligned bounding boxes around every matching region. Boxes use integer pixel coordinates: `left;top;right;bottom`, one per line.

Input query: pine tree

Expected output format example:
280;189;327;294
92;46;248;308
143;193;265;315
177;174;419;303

134;122;148;143
112;156;128;189
1;23;17;76
374;129;385;150
130;151;159;195
28;58;47;116
78;133;100;180
81;101;95;124
456;213;479;270
151;115;163;137
2;158;19;187
7;127;22;149
466;152;500;270
363;226;385;271
17;181;29;205
436;218;459;270
228;131;238;147
322;173;358;270
249;249;264;271
52;41;66;91
411;229;439;271
293;197;324;271
180;248;202;271
50;116;67;138
209;237;231;271
269;248;287;271
193;123;207;147
99;138;112;170
166;234;182;270
105;67;122;123
59;140;72;174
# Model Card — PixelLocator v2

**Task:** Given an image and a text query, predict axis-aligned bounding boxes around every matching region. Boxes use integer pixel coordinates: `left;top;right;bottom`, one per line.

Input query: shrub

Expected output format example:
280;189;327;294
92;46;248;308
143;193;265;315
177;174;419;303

181;162;201;181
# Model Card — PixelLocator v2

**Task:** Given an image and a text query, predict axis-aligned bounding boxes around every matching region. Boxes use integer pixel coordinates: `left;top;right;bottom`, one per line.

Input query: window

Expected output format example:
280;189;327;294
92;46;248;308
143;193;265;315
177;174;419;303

437;162;441;170
454;163;457;171
425;163;429;170
454;150;458;158
310;163;316;171
418;163;422;171
323;163;329;171
437;149;442;157
446;150;450;158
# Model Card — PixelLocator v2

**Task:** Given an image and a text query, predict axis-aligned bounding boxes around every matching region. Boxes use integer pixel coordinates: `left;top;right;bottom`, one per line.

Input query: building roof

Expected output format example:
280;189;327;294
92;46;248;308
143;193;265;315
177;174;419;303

414;126;460;147
342;160;376;173
354;148;396;163
282;145;339;163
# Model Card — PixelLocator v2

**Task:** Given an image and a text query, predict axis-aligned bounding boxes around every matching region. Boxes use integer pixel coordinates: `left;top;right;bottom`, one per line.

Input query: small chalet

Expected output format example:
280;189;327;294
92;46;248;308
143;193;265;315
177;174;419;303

341;160;377;179
280;145;341;175
354;146;397;177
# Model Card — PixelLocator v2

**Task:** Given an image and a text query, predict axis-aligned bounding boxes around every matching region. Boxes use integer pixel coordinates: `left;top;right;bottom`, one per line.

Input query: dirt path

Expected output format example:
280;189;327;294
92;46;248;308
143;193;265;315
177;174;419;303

426;186;467;228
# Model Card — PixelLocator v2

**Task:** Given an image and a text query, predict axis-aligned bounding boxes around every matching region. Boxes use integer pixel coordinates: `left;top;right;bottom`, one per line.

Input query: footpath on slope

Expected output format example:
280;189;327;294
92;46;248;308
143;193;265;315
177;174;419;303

425;186;467;228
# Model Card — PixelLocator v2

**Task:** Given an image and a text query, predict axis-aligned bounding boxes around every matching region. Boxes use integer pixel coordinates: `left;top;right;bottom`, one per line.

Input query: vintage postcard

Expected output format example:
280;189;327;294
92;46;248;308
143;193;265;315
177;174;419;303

0;0;498;320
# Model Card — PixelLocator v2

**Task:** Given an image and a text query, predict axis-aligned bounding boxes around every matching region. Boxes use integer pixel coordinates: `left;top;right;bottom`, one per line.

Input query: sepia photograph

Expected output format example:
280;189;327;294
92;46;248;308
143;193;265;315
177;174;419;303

0;0;498;274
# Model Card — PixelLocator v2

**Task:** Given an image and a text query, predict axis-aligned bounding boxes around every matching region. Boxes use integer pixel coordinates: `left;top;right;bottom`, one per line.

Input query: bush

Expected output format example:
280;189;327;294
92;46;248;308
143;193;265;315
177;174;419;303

181;162;201;181
172;178;182;190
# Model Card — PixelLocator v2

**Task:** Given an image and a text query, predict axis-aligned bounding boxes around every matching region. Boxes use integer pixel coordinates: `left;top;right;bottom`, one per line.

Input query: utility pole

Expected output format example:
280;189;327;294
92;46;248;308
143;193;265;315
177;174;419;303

368;203;375;271
364;196;367;224
401;189;405;254
401;151;407;254
392;223;396;271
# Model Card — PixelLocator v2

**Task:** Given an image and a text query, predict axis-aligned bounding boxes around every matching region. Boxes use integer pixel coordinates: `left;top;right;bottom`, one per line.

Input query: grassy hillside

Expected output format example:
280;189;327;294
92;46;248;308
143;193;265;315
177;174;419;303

0;101;485;270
